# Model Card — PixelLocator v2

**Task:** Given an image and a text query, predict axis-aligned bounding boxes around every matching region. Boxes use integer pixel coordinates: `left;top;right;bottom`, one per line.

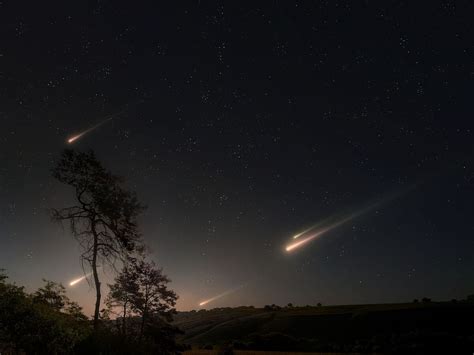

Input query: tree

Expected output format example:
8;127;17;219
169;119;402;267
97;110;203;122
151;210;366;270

106;259;178;348
105;262;140;339
33;279;88;321
130;260;177;343
32;279;67;311
264;304;281;311
52;149;145;330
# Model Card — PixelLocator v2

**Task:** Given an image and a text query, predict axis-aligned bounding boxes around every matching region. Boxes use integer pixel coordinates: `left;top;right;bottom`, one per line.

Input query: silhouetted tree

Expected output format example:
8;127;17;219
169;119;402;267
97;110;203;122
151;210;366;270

269;304;281;310
33;279;88;321
317;302;322;307
132;260;178;343
106;259;179;351
421;297;432;303
52;149;145;331
32;279;67;310
105;261;140;339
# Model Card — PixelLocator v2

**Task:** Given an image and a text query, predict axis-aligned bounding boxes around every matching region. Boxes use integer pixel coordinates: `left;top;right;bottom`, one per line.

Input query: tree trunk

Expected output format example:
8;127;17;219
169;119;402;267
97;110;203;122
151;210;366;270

122;301;127;338
92;229;101;331
139;306;146;343
139;286;148;343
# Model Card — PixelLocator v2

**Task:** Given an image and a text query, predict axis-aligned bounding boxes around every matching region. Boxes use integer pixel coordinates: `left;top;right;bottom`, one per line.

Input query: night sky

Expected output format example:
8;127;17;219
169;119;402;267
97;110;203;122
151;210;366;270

1;2;473;315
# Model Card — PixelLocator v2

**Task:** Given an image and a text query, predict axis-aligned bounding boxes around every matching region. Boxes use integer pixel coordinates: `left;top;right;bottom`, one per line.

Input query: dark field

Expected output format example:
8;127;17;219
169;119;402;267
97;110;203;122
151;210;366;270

175;302;474;353
184;351;363;355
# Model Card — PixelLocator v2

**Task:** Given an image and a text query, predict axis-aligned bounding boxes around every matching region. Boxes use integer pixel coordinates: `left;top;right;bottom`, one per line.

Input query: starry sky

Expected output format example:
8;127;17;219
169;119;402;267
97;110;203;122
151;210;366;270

1;2;473;315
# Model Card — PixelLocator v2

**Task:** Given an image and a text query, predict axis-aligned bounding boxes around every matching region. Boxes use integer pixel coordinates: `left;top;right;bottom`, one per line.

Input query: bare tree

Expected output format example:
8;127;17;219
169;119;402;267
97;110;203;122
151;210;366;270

51;149;145;330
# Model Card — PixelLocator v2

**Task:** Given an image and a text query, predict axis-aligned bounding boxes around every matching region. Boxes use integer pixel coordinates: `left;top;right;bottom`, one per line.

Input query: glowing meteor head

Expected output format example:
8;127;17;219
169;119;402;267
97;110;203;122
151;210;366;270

292;226;313;239
198;285;244;307
286;230;326;252
67;134;82;144
292;228;311;239
292;232;303;239
69;276;86;286
66;116;114;144
69;272;93;286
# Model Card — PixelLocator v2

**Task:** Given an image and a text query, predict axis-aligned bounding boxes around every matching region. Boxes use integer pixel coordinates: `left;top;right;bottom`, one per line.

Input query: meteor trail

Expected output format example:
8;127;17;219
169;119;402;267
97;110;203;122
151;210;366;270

69;272;92;286
198;285;244;307
67;117;113;144
286;212;360;252
286;188;412;252
292;226;314;239
66;98;146;144
292;222;327;239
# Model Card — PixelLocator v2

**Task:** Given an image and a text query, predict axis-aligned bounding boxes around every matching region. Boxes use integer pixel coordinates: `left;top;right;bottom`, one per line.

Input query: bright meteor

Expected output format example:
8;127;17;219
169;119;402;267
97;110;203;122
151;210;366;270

292;222;326;239
286;205;380;252
69;272;92;286
285;188;412;253
286;213;359;252
292;226;314;239
67;117;113;144
67;98;147;143
198;285;244;307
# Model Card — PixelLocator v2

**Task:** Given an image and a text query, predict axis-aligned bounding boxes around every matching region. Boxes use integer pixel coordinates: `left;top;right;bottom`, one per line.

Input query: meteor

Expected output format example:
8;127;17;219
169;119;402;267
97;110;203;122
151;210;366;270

66;98;146;144
292;226;314;239
198;285;244;307
67;117;113;144
285;188;412;253
69;272;92;286
292;221;327;239
286;213;358;252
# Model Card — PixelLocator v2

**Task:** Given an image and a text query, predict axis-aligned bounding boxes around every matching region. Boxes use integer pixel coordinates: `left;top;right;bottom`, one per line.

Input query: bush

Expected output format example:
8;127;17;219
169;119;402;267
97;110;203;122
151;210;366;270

0;274;90;353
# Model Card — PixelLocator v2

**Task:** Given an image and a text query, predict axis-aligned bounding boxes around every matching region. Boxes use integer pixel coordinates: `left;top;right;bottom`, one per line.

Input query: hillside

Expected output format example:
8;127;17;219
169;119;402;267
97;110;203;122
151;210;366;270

174;302;474;353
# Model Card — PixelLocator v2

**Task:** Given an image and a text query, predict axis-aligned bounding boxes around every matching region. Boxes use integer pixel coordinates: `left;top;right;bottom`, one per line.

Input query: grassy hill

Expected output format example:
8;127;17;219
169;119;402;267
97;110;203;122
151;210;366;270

174;302;474;353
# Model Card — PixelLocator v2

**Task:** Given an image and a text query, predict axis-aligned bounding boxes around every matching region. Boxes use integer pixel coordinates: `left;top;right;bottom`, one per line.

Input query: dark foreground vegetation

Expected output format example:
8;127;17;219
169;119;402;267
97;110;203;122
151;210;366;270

175;300;474;354
0;270;182;354
2;269;473;354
